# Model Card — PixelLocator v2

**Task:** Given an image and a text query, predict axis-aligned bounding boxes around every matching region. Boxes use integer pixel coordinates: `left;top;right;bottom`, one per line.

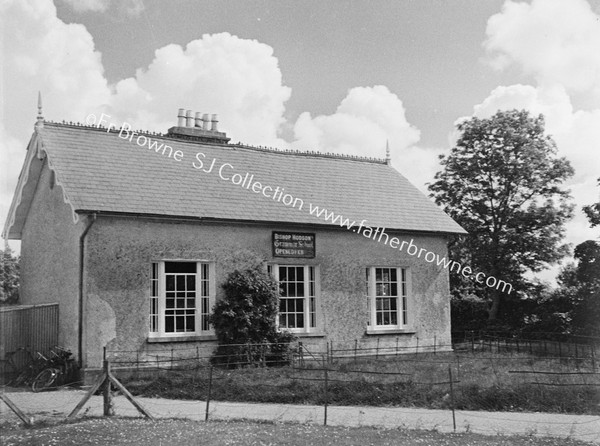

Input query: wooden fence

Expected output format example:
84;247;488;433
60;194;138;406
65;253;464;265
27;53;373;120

0;303;59;377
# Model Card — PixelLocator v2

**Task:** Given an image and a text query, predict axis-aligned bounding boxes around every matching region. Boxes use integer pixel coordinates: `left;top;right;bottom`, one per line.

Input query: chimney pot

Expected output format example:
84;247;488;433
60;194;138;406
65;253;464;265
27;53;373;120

186;110;194;127
202;113;210;130
195;112;202;128
211;114;218;132
177;108;186;127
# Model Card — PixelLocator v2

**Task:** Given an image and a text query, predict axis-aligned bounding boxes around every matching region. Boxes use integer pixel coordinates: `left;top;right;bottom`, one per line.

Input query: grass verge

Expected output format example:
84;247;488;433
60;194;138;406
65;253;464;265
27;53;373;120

0;417;596;446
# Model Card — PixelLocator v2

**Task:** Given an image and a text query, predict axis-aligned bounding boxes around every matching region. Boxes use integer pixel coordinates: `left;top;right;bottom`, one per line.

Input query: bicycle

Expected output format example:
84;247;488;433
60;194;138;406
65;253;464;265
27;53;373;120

5;347;48;387
31;346;76;392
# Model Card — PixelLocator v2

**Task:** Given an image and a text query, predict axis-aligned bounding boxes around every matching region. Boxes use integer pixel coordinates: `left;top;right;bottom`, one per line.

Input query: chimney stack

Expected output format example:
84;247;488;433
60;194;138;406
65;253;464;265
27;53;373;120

167;108;230;144
177;108;186;127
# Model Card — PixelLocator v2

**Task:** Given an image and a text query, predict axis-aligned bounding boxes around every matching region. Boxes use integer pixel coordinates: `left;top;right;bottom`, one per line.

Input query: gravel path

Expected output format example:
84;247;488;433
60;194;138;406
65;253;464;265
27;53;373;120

1;388;599;444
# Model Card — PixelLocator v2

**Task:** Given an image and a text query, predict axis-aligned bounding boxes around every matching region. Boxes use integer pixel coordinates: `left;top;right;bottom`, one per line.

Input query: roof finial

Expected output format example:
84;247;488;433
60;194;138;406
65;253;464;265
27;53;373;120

385;139;391;165
35;91;44;130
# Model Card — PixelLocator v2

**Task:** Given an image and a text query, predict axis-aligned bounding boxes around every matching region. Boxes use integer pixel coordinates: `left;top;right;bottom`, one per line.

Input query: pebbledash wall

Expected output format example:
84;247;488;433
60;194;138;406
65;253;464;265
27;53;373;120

19;160;83;358
80;215;452;372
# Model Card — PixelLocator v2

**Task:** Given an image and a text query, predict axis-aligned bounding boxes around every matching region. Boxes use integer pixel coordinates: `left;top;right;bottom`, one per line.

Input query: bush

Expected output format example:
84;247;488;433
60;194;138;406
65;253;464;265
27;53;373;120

209;265;295;367
451;295;489;332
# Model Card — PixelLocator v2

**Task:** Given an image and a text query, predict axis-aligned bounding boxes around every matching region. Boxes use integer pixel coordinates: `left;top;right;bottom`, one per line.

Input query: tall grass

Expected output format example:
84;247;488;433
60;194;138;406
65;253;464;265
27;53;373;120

121;351;600;414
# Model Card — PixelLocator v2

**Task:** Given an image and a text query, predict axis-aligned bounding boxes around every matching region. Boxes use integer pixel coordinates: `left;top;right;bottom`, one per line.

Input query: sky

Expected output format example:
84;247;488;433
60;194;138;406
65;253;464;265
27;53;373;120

1;0;599;283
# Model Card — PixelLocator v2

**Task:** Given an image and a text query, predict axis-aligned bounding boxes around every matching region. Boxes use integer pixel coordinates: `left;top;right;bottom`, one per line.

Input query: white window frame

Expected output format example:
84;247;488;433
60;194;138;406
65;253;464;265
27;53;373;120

269;264;320;334
149;260;215;338
366;266;410;331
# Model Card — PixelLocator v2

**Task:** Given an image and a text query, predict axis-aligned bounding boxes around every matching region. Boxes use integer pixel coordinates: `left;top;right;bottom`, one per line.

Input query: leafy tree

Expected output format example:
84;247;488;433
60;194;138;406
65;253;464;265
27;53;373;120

429;110;574;323
210;264;294;367
569;241;600;335
0;244;20;304
583;177;600;227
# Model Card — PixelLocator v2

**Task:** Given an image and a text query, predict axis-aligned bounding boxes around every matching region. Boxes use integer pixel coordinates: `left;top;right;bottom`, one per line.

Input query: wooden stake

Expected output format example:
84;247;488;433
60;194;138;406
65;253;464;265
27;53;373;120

0;393;33;426
323;360;328;426
68;372;106;419
205;366;213;422
103;360;114;416
107;370;154;419
448;365;456;433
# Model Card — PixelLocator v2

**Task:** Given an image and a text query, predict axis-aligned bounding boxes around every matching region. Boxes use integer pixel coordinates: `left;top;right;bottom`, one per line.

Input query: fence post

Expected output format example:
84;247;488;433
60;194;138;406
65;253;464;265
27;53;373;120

205;366;213;422
103;358;114;416
433;335;437;355
448;365;456;433
323;357;328;426
354;339;358;362
376;338;380;360
170;348;174;370
591;345;596;372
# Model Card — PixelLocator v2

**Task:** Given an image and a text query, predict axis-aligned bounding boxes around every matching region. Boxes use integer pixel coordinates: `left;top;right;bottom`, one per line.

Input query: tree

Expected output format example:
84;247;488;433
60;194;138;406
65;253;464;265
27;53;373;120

209;264;294;367
0;244;20;304
429;110;574;323
570;241;600;335
583;177;600;227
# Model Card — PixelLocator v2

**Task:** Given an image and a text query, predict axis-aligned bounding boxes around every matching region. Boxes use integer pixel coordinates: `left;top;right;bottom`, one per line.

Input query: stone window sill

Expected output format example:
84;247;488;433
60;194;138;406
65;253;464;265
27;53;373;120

365;329;416;336
147;334;217;343
295;332;325;338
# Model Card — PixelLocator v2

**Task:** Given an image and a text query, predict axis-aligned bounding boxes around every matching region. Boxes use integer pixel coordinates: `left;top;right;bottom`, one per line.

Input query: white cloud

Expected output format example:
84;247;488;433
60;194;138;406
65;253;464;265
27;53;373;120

0;0;112;246
479;0;600;262
484;0;600;98
0;0;111;140
107;33;292;147
291;85;435;190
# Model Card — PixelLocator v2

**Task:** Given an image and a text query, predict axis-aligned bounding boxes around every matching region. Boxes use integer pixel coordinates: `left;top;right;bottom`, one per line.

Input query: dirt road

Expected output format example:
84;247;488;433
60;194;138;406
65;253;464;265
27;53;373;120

1;388;598;444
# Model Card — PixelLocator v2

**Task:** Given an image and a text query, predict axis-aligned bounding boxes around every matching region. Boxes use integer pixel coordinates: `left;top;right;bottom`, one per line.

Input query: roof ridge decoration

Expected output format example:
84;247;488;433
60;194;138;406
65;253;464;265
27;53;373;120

385;140;391;166
41;120;388;164
35;91;44;131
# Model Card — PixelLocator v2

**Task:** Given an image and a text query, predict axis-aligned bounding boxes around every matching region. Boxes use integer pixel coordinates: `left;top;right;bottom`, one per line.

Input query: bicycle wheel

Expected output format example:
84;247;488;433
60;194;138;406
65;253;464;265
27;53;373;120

31;368;59;392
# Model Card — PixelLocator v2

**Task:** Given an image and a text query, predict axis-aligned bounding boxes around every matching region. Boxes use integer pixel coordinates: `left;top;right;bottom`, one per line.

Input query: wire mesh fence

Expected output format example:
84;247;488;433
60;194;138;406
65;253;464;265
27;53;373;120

1;334;599;439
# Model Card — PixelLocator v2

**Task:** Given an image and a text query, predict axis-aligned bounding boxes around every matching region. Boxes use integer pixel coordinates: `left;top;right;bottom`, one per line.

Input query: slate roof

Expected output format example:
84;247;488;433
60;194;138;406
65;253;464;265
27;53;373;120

3;122;466;238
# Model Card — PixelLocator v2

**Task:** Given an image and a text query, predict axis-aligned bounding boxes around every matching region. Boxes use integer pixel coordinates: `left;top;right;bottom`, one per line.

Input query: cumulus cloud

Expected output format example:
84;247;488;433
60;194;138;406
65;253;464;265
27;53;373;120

107;33;291;147
0;0;112;247
484;0;600;98
0;0;111;140
292;85;434;190
482;0;600;247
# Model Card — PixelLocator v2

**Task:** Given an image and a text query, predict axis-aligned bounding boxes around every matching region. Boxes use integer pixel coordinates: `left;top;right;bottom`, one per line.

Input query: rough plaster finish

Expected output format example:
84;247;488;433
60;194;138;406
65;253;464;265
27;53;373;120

19;162;83;355
85;294;117;357
83;216;452;369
